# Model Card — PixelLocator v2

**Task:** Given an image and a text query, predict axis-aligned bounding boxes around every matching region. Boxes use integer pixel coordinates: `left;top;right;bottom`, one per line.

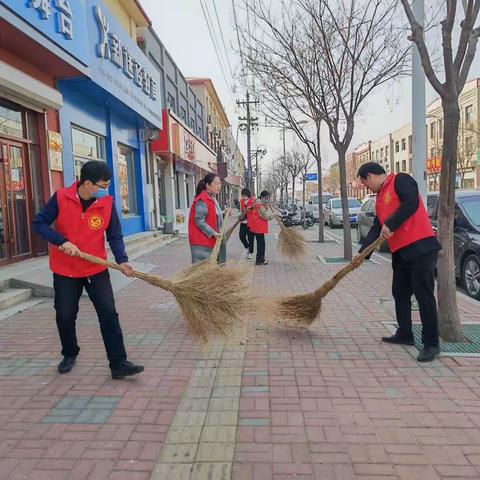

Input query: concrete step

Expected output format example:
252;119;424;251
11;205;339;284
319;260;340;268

0;288;32;310
125;234;176;258
107;232;174;258
0;297;46;323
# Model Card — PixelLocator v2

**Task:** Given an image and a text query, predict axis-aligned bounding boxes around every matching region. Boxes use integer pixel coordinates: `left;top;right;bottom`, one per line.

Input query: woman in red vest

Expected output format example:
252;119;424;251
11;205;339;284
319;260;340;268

188;173;225;264
248;190;274;265
356;162;441;362
32;161;144;379
239;188;255;259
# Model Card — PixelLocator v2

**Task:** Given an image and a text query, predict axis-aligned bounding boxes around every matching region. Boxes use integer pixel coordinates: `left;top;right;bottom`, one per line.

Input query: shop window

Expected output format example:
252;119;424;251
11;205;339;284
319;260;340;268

0;102;24;138
71;126;106;180
118;144;137;215
167;93;176;112
465;105;473;126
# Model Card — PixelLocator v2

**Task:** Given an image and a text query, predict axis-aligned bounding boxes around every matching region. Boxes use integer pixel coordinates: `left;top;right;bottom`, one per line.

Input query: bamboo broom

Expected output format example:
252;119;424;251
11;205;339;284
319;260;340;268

274;214;307;262
78;219;251;344
275;237;384;326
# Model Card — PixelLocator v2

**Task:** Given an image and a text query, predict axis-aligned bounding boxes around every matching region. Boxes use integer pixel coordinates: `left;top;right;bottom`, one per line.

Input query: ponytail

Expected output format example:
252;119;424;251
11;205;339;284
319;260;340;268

196;173;219;196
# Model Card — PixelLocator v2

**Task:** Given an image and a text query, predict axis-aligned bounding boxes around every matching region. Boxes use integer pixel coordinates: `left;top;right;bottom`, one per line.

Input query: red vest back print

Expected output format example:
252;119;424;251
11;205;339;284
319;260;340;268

376;173;435;253
49;182;113;278
188;190;218;248
248;200;269;234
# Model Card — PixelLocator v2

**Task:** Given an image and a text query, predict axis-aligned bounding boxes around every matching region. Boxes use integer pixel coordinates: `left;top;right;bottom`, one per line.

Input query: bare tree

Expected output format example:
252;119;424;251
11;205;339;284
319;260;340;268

401;0;480;341
285;150;305;208
236;0;408;259
293;149;315;217
236;1;327;241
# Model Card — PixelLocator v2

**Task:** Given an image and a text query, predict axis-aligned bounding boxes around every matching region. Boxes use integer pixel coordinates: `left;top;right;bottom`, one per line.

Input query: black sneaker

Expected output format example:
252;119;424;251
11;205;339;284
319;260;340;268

58;356;76;374
381;334;415;346
111;361;144;380
255;260;268;265
417;346;440;362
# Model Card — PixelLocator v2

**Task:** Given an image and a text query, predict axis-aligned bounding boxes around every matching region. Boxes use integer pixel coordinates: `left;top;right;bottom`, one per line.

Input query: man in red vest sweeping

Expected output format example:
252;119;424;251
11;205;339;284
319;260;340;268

32;161;144;379
357;162;441;362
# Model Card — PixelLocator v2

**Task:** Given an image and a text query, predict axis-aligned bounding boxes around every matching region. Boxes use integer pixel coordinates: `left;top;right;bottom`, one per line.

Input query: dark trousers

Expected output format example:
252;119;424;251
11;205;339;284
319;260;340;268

392;250;439;347
239;223;254;253
53;270;127;368
255;233;266;263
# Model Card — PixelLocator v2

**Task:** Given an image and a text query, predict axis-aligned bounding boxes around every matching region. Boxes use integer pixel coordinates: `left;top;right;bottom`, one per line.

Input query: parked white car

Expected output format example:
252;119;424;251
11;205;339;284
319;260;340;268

309;193;333;220
324;197;362;227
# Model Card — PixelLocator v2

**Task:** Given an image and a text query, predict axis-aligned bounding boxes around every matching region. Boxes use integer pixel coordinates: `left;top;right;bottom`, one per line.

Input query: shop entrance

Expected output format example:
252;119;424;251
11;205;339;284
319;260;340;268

0;139;32;264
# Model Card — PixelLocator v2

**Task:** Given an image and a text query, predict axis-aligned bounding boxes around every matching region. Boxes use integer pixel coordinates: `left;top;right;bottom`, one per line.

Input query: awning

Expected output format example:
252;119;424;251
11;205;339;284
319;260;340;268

224;175;243;187
0;60;62;112
174;155;195;175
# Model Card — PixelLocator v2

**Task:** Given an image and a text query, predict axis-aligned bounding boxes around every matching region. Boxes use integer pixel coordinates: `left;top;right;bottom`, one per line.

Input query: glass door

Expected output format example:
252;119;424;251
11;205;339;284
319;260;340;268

0;140;32;263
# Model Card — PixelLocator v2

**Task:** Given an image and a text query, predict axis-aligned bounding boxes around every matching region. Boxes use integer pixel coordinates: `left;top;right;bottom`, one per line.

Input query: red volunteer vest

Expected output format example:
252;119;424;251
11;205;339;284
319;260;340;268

248;200;269;234
188;190;219;248
49;182;113;278
376;173;435;253
240;196;254;213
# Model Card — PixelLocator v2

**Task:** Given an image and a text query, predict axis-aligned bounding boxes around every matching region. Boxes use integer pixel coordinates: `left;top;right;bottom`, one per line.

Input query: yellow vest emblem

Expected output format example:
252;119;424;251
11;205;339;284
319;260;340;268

88;215;104;230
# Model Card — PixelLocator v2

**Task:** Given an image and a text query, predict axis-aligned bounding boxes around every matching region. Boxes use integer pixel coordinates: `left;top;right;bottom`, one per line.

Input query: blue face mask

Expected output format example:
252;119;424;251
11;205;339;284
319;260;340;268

93;187;109;199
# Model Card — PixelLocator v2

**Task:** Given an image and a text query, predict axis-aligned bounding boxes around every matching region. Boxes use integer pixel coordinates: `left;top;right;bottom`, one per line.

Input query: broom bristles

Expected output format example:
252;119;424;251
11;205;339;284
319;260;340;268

275;291;323;326
171;262;252;344
277;227;307;262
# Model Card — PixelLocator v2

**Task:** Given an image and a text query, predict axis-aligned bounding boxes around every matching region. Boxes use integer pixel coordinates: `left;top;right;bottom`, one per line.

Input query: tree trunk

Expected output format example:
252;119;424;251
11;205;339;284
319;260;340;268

316;154;325;242
285;180;289;207
316;121;325;243
437;98;463;342
291;176;296;208
337;146;353;260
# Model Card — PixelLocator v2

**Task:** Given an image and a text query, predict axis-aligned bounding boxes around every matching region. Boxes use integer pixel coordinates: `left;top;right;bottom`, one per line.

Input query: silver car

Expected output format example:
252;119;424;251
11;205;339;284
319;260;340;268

324;197;362;228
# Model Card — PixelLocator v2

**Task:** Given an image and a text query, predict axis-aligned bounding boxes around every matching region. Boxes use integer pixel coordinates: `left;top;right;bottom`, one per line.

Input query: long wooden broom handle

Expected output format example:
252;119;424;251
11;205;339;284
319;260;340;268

315;236;384;295
225;205;254;241
78;251;142;276
210;209;230;259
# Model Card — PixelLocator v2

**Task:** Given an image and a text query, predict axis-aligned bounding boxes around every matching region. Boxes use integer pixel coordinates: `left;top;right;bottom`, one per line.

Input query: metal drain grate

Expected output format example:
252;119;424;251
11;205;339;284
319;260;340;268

318;256;347;264
318;255;379;265
412;323;480;355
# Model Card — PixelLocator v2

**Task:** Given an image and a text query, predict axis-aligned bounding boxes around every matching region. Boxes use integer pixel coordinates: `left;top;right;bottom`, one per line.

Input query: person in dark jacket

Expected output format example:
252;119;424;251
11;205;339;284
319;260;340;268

356;162;441;362
32;161;144;379
188;173;226;264
239;188;255;259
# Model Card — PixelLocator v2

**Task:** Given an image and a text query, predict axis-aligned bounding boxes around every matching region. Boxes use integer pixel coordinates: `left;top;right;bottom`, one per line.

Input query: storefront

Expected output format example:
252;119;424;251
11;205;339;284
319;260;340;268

57;0;162;236
151;110;216;233
0;0;88;264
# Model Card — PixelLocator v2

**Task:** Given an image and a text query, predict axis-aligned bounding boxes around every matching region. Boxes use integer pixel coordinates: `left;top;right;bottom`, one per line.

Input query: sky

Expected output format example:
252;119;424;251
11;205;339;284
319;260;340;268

141;0;480;176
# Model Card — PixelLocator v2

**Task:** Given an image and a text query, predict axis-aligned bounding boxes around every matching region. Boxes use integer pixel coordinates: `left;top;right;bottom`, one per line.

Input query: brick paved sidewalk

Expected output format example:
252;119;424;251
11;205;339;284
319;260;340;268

1;225;480;480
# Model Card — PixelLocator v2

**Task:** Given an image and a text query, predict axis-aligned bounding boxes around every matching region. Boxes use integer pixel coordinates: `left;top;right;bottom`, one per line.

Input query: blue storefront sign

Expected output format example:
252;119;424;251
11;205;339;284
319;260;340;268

1;0;89;65
86;0;162;129
305;173;318;181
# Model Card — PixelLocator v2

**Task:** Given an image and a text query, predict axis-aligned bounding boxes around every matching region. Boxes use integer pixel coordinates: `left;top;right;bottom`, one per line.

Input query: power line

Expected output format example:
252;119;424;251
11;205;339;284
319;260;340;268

199;0;235;101
211;0;236;84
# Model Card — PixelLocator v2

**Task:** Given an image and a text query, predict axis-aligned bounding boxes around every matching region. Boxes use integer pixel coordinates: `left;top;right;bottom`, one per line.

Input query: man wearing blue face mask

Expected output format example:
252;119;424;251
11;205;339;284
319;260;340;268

32;160;144;380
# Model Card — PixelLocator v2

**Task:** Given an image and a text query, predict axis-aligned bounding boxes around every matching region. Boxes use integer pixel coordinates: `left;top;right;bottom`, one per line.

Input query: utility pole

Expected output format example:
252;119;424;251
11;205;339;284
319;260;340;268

237;92;259;192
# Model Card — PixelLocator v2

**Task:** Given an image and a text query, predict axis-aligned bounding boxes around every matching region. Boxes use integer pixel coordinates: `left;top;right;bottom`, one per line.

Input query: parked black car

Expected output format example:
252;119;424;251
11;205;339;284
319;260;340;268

356;197;390;252
428;190;480;300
